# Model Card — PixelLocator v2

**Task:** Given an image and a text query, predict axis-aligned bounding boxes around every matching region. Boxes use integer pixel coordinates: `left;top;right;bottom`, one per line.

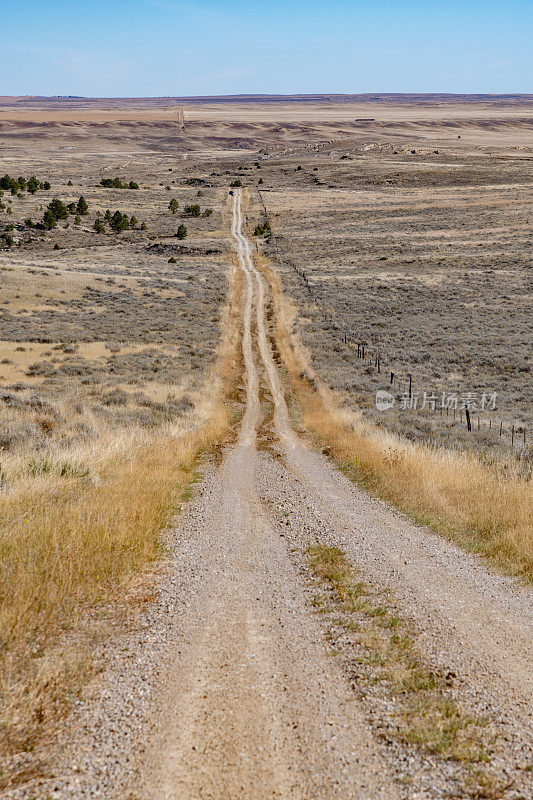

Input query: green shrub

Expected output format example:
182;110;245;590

47;198;69;220
253;220;271;237
100;178;139;190
42;209;57;230
27;176;39;194
176;224;187;239
76;196;88;215
109;210;130;233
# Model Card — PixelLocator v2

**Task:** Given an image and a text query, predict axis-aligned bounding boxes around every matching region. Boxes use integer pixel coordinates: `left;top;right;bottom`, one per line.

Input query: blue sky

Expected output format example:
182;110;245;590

0;0;531;96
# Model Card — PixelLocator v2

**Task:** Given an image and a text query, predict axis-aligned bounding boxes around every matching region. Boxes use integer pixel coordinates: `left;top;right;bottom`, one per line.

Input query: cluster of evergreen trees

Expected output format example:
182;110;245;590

183;204;201;217
253;219;271;237
182;203;213;218
100;178;139;189
94;210;145;234
42;197;88;229
0;174;50;194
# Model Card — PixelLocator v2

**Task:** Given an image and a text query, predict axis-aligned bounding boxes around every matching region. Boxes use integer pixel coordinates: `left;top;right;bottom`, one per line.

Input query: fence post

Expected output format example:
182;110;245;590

390;371;394;385
408;375;412;399
465;407;471;432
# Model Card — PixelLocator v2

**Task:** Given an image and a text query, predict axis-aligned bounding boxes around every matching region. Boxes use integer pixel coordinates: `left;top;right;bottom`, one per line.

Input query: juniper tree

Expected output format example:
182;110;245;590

109;210;129;233
43;209;57;229
76;196;88;215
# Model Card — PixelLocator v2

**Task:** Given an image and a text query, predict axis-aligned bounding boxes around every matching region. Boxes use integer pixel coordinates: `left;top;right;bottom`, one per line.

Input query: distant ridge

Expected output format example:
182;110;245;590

0;93;532;108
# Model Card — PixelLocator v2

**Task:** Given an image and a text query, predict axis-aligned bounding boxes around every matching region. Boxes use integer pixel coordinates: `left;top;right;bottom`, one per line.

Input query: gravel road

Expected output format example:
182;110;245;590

5;190;531;800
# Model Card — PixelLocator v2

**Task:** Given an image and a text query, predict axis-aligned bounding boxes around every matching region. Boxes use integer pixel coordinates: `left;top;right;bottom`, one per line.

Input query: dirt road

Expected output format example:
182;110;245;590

140;192;532;799
7;191;531;800
139;191;399;799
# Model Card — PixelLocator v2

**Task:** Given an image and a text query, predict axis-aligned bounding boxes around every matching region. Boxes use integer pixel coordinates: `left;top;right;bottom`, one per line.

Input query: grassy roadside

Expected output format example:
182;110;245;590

306;544;509;797
260;255;533;582
307;544;491;762
0;256;243;761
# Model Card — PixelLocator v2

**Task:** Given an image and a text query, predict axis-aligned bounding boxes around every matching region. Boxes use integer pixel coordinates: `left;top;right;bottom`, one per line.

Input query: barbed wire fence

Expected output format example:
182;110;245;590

255;189;529;454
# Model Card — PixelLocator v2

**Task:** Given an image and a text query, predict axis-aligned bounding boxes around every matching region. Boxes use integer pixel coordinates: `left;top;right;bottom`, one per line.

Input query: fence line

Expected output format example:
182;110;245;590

255;189;529;452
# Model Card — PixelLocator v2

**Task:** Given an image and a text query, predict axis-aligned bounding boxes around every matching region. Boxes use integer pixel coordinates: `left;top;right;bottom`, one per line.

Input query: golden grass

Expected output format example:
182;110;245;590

0;252;242;757
261;256;533;580
0;409;227;754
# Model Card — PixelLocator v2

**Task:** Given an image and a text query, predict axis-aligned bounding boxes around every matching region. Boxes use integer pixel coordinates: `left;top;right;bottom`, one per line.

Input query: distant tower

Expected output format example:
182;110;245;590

175;106;185;129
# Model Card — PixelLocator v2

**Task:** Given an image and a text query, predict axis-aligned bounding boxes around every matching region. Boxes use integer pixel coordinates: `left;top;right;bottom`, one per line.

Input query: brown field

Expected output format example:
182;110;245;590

0;95;531;780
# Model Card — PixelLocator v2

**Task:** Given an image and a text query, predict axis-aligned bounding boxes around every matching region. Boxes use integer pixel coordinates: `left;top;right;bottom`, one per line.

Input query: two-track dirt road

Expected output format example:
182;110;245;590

140;191;399;799
7;190;531;800
139;191;532;799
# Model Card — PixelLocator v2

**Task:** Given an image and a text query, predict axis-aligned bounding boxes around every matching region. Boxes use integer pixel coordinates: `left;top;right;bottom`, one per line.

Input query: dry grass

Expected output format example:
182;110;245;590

0;246;242;757
0;409;225;753
262;256;533;581
307;544;494;768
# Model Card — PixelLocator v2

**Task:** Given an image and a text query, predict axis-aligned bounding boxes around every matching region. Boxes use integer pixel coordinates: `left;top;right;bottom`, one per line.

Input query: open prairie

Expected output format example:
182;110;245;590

1;95;531;458
1;96;532;799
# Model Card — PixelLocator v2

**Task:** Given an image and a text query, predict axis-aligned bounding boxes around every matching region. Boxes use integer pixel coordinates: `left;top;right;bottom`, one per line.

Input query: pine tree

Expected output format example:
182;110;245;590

76;196;89;215
42;209;57;229
109;211;130;233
